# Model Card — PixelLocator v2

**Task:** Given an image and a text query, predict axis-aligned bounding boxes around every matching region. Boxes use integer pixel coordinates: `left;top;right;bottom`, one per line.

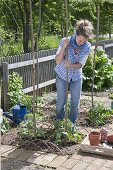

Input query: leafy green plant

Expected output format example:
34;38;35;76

88;103;113;127
83;48;113;91
52;119;83;145
1;117;11;134
19;113;47;138
8;72;33;110
19;114;84;146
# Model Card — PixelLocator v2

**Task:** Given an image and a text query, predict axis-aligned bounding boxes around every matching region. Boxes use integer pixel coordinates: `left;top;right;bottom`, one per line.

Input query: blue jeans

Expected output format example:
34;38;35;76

56;75;82;124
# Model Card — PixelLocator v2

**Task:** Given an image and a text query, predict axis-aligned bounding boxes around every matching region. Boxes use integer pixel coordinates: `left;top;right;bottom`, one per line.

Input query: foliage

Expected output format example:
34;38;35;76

83;48;113;91
19;114;84;146
52;119;83;145
1;117;11;134
1;0;113;54
38;37;50;50
8;72;33;110
0;42;23;57
88;103;113;127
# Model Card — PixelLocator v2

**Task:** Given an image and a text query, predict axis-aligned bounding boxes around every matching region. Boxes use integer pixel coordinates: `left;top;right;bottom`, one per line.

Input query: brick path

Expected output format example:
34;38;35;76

1;144;113;170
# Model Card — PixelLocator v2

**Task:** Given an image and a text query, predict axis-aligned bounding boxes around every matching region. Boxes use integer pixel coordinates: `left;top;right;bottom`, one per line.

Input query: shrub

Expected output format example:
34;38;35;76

83;48;113;91
87;103;113;127
8;72;32;110
1;117;11;134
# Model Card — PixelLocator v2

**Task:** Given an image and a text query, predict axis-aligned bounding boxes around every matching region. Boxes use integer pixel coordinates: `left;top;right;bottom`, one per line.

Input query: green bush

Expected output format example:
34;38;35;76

19;116;84;146
83;48;113;91
88;103;113;127
1;117;11;134
8;72;32;110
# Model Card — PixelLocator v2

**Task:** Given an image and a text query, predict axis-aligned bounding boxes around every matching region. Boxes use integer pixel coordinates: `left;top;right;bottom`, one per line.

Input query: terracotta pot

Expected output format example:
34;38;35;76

100;128;108;143
89;131;101;146
107;134;113;143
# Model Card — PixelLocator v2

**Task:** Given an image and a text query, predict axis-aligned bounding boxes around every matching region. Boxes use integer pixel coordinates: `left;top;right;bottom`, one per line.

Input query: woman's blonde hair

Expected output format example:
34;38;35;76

75;19;94;39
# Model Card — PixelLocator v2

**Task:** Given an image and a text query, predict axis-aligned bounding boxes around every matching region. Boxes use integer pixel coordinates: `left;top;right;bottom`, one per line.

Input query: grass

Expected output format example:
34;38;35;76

45;35;61;48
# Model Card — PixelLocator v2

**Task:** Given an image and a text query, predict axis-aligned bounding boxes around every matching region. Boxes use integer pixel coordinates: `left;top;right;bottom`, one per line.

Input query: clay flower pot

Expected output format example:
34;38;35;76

100;128;108;143
107;134;113;143
89;131;101;146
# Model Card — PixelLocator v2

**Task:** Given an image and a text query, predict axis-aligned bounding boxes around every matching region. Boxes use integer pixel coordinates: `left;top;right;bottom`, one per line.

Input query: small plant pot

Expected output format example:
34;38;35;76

107;134;113;143
100;128;108;143
89;131;101;146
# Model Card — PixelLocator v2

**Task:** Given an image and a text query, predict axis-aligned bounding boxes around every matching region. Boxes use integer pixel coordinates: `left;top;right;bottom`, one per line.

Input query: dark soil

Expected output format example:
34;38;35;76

1;92;113;155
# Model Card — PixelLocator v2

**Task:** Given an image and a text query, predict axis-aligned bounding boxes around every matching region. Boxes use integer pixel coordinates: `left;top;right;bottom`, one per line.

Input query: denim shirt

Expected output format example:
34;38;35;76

54;34;91;82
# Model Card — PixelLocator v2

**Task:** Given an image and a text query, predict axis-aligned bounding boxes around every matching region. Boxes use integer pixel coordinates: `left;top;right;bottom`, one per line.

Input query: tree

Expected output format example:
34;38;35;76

16;0;30;53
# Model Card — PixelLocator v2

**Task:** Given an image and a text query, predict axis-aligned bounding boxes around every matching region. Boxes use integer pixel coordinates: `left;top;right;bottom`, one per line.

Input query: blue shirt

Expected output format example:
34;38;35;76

54;34;91;82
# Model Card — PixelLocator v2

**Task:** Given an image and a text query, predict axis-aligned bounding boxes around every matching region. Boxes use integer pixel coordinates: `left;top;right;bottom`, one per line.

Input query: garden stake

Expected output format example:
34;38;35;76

29;0;37;137
35;0;41;109
91;5;100;107
64;0;69;145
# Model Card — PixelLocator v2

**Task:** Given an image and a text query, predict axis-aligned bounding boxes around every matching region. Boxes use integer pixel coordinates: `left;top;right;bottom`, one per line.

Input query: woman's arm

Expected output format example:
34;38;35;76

55;38;69;64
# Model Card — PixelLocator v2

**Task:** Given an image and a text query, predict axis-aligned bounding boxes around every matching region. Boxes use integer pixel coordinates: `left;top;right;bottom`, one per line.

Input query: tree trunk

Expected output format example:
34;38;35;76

109;18;111;40
17;0;30;53
23;0;30;53
34;0;42;52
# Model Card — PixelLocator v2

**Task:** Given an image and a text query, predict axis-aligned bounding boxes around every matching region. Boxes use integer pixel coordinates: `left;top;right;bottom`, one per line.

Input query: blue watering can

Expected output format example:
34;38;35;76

3;103;27;124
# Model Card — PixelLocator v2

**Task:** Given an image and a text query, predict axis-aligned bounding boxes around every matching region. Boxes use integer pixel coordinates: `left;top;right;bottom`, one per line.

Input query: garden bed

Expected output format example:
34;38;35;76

1;92;113;155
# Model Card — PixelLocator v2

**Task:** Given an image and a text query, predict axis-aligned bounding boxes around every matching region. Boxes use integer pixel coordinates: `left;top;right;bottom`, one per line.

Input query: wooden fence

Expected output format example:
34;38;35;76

0;40;113;111
1;48;57;111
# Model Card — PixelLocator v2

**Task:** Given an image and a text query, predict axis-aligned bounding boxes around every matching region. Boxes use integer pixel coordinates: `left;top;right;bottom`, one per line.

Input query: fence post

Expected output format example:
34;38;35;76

0;66;3;170
2;62;9;111
0;68;1;111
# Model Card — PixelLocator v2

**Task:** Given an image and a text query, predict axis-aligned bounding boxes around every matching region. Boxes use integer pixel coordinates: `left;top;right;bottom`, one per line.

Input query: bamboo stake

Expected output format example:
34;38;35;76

29;0;37;137
91;6;100;107
36;0;41;109
64;0;68;141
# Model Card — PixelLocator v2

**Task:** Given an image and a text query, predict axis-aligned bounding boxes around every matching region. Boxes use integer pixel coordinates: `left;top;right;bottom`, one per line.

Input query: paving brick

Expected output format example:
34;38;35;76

2;148;25;158
16;149;35;161
71;160;89;170
71;153;83;160
38;153;57;166
61;158;78;169
103;159;113;168
92;157;106;166
99;167;112;170
1;145;16;154
56;167;69;170
27;153;44;164
81;155;94;163
48;155;68;168
2;148;17;157
86;164;104;170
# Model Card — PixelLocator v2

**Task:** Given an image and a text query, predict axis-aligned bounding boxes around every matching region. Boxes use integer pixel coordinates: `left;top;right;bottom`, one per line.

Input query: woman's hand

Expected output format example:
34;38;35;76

63;38;70;48
65;60;71;68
